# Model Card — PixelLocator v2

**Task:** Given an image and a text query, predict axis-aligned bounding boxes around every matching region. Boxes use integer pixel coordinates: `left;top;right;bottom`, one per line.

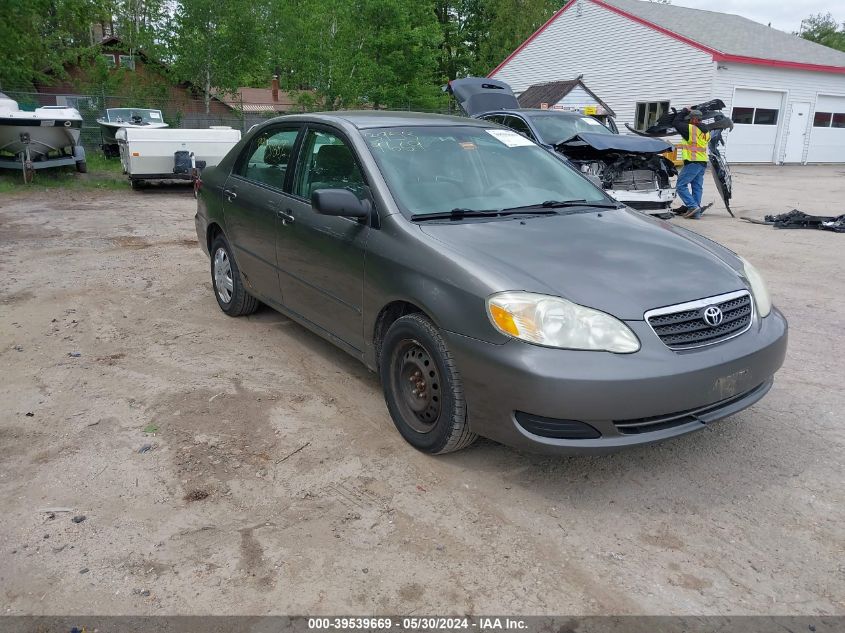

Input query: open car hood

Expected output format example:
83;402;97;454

446;77;520;116
555;132;671;154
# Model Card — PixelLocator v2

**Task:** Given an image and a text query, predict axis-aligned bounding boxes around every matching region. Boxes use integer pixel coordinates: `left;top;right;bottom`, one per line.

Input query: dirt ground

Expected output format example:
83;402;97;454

1;166;843;616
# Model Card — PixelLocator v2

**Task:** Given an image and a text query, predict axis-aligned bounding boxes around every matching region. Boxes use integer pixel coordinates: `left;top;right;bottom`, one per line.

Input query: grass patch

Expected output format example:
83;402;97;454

0;150;128;193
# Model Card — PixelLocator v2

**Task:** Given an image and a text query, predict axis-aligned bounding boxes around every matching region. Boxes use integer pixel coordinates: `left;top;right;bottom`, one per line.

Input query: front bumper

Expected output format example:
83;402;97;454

444;308;787;453
606;187;676;210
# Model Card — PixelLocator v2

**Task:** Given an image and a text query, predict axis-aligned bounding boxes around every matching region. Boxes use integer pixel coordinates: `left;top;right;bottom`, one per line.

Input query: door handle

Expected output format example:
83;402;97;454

276;208;295;225
223;188;237;201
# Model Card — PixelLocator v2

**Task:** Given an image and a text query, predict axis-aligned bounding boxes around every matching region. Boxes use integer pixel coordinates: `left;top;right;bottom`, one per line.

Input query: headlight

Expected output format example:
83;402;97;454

486;291;640;353
739;256;772;318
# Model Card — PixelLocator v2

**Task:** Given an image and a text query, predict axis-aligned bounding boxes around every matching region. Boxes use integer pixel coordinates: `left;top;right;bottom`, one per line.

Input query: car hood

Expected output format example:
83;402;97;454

555;132;671;155
419;210;745;320
446;77;520;116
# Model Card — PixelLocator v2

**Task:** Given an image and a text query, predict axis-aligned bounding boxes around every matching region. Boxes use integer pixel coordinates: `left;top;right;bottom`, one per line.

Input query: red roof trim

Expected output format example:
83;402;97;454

713;53;845;74
488;0;845;77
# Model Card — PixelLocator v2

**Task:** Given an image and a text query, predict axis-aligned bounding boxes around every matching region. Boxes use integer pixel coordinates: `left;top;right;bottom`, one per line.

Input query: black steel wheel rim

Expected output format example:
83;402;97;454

392;339;442;434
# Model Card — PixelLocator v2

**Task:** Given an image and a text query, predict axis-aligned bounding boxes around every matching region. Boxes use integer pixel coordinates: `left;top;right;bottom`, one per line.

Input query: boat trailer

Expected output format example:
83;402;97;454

0;132;87;183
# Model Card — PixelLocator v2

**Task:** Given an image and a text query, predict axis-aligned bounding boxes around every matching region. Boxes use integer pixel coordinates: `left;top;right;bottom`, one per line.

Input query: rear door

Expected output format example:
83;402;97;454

222;124;301;301
275;125;370;351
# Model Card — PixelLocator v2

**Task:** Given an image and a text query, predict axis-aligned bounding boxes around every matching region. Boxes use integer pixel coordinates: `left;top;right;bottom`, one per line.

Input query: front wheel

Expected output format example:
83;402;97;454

210;235;259;316
379;313;477;454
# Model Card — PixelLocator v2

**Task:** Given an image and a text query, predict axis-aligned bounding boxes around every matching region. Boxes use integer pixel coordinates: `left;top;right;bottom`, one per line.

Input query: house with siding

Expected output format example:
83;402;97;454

36;36;233;123
488;0;845;164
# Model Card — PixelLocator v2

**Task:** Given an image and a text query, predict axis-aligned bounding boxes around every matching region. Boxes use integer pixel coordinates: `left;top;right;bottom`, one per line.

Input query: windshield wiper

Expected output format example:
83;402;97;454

411;201;617;222
411;208;502;221
503;200;621;212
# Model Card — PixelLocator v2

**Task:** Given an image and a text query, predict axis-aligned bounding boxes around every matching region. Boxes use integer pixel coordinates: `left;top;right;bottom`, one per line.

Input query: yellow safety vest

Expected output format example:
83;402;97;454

675;124;710;162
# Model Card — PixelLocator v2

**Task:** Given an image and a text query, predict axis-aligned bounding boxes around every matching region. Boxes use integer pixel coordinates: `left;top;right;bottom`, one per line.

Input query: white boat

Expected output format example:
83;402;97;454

97;108;168;150
0;92;85;180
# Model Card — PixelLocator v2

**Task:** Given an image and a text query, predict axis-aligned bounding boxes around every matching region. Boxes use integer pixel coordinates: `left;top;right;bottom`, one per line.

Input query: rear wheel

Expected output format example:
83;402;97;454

210;235;259;317
75;160;87;173
379;314;477;454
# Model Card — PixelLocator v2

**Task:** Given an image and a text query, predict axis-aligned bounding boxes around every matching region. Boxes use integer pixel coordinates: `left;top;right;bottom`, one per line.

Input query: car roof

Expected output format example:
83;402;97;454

267;110;495;130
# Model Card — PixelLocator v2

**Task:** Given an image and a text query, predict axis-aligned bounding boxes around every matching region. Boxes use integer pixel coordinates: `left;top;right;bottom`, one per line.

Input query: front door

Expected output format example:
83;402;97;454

275;126;370;351
783;101;810;163
221;125;300;301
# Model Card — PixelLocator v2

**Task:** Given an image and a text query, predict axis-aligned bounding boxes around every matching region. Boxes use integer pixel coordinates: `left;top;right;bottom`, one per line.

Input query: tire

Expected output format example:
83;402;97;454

379;313;477;454
75;160;88;173
210;234;259;317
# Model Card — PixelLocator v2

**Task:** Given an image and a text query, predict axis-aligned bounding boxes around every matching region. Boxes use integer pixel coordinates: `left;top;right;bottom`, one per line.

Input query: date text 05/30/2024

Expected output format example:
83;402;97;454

307;617;528;630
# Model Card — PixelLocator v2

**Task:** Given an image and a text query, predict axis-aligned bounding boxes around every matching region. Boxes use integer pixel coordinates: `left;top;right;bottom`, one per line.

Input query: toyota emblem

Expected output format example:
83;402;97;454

702;306;724;327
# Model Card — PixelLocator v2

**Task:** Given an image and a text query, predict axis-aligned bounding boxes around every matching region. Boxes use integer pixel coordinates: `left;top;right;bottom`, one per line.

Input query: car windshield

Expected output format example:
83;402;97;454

530;115;614;145
106;108;164;124
361;125;608;216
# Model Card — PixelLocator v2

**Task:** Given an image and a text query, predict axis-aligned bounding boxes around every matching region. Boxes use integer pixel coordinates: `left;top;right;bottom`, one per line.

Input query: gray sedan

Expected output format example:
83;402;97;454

194;111;787;454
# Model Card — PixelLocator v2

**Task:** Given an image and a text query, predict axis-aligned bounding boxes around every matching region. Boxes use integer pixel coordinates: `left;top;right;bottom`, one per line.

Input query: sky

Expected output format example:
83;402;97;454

669;0;838;33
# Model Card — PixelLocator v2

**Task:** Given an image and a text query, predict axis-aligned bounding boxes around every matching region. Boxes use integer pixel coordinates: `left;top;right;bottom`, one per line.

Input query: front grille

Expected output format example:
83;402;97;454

614;381;769;435
646;290;753;350
611;169;658;191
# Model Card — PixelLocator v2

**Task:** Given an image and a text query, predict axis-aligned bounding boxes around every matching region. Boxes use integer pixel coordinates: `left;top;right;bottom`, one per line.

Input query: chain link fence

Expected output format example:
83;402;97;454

2;90;273;151
2;89;459;156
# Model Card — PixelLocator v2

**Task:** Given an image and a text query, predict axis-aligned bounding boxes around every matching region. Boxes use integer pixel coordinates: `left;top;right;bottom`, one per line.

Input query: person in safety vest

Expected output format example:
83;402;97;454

671;108;711;219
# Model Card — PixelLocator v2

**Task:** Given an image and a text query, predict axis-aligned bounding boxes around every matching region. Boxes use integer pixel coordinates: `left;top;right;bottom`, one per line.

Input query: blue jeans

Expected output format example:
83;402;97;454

676;161;707;210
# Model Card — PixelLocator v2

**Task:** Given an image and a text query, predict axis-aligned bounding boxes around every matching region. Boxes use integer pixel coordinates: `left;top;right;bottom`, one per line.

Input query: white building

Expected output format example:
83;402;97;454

489;0;845;164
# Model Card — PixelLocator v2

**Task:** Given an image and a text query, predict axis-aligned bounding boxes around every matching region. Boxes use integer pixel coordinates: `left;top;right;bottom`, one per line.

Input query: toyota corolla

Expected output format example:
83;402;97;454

194;111;787;454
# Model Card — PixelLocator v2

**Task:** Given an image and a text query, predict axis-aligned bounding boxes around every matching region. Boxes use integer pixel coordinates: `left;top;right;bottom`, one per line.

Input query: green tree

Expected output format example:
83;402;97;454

169;0;265;112
0;0;108;90
262;0;444;111
105;0;171;62
355;0;444;109
798;13;845;52
477;0;564;75
434;0;564;81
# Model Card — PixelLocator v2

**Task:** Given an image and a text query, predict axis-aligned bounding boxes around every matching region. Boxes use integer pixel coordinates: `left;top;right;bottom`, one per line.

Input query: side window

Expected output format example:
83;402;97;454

505;116;535;140
294;129;366;200
237;127;298;189
483;115;505;125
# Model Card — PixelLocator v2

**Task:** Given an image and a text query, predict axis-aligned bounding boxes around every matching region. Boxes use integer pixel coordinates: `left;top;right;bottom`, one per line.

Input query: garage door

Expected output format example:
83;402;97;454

726;89;784;163
808;95;845;163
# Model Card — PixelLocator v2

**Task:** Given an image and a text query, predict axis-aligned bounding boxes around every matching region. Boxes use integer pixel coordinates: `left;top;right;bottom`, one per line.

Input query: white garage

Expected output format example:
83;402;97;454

488;0;845;164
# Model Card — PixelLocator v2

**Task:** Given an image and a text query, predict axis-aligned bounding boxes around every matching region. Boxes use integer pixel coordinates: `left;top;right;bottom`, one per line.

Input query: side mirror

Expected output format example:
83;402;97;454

311;188;370;219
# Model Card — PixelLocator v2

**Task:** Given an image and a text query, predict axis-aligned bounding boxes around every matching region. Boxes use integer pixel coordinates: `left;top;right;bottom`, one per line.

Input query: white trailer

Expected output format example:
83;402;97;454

116;126;241;188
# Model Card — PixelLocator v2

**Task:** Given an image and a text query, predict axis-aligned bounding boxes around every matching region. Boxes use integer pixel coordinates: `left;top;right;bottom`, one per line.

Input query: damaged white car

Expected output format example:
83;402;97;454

447;77;678;216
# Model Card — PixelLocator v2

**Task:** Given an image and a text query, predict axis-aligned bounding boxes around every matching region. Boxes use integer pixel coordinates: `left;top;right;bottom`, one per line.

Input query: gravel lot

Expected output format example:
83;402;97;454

1;165;843;615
